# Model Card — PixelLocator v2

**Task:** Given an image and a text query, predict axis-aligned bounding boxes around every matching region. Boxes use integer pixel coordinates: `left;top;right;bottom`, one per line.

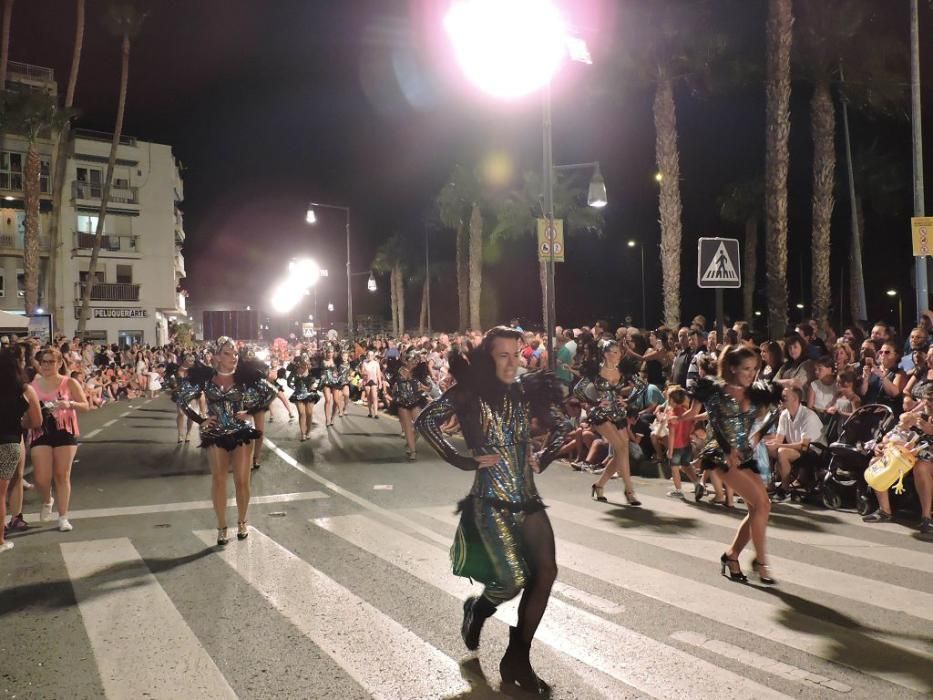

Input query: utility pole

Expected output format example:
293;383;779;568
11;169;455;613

911;0;928;316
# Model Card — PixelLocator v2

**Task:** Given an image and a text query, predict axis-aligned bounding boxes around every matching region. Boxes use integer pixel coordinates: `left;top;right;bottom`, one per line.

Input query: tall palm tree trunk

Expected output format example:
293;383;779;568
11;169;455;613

743;215;758;324
468;203;482;331
23;144;40;313
0;0;13;88
389;267;398;337
654;77;683;328
418;281;428;335
456;224;469;331
394;262;405;336
810;80;835;329
78;32;130;336
765;0;793;337
48;0;85;335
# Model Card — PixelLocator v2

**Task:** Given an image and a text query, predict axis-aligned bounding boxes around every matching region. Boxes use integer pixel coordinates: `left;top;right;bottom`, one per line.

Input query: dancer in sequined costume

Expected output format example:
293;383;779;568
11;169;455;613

175;337;276;545
288;357;320;441
573;339;645;505
681;346;781;584
391;349;431;461
320;347;343;427
416;327;566;696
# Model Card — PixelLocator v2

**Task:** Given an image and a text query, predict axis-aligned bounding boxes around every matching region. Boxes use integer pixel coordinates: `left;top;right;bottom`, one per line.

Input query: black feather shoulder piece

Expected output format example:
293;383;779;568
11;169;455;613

413;361;430;382
749;379;782;406
519;370;565;430
688;376;720;403
234;358;267;385
186;362;215;386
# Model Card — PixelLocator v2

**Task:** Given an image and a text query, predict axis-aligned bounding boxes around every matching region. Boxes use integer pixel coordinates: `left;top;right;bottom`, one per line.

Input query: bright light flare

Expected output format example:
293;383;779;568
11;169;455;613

886;289;897;297
444;0;567;99
288;258;320;286
255;349;269;362
270;279;305;314
305;207;317;224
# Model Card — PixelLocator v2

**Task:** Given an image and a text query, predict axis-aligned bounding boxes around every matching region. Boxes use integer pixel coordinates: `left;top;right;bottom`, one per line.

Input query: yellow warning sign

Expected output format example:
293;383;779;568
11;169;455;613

912;217;933;256
537;218;564;263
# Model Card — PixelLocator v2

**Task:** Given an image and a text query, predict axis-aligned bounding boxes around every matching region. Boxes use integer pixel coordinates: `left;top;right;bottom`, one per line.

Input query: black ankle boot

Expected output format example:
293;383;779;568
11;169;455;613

461;595;496;651
499;626;550;696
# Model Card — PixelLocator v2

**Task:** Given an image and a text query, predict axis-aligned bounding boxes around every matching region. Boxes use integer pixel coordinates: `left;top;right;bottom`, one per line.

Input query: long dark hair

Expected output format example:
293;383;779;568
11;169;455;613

0;348;26;398
719;346;760;383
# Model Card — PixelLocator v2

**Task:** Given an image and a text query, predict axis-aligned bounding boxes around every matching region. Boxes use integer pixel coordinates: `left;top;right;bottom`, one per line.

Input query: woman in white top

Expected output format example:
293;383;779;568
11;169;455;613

360;350;383;419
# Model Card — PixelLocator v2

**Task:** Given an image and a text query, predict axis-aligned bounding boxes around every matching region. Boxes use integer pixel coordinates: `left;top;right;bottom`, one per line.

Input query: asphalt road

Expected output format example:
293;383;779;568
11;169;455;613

1;396;931;700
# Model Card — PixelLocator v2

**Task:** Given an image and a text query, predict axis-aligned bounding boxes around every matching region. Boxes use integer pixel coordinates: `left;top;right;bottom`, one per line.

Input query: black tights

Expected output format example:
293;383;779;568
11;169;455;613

490;509;557;644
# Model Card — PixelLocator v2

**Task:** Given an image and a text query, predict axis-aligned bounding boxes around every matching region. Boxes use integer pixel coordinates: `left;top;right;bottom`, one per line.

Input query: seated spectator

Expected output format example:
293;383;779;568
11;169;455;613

901;326;930;373
905;346;933;412
796;321;827;359
766;386;824;498
832;341;856;374
773;333;815;396
808;356;838;422
860;341;906;415
759;341;784;382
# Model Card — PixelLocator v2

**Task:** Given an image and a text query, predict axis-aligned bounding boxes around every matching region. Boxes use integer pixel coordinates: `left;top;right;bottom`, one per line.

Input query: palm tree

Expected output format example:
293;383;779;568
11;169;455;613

718;180;763;325
5;90;69;313
372;233;405;337
47;0;85;335
490;169;603;326
0;0;14;88
437;164;484;331
77;2;147;336
764;0;794;337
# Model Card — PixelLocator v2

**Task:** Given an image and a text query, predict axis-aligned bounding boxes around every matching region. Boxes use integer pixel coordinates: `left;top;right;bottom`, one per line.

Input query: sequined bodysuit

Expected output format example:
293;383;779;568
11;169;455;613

691;377;780;470
392;372;429;409
176;369;275;451
416;374;567;601
320;363;341;388
573;373;642;427
288;372;320;404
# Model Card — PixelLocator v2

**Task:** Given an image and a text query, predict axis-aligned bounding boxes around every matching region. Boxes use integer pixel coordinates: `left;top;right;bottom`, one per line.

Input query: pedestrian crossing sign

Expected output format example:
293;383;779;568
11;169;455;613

697;237;741;288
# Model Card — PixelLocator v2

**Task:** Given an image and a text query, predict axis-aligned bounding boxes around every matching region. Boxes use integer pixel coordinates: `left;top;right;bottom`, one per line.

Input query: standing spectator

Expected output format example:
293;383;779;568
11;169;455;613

554;332;573;387
670;327;693;388
0;350;41;551
773;334;814;397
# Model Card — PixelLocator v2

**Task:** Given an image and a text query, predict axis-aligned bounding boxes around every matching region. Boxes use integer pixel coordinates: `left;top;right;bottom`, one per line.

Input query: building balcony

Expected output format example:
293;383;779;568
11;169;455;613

73;128;137;147
73;231;139;255
7;61;55;83
72;181;139;208
174;252;186;276
74;282;140;302
174;209;185;242
0;233;51;252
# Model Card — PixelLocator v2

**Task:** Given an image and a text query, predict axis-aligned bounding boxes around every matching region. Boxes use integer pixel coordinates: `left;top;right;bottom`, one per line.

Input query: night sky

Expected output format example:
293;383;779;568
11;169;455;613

11;0;933;334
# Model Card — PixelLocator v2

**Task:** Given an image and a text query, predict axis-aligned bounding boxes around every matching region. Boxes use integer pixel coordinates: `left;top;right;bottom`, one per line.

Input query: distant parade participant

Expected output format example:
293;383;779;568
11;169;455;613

30;348;90;532
288;357;321;441
416;326;567;696
320;346;343;427
175;337;275;546
337;348;354;413
391;349;431;461
166;352;195;443
360;349;383;418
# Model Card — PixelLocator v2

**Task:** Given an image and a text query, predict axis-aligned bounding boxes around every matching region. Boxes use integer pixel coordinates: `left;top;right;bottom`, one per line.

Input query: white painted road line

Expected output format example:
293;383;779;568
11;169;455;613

548;499;933;625
670;631;853;693
119;412;130;418
637;493;933;575
61;538;236;699
413;505;932;693
313;513;793;700
24;491;328;522
81;428;101;440
102;419;118;427
194;527;469;700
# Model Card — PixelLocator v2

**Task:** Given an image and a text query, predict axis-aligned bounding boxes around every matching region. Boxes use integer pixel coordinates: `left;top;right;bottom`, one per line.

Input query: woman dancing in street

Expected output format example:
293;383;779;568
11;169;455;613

176;337;275;545
167;352;195;443
360;349;383;418
416;326;566;695
574;339;644;506
336;349;353;418
288;357;320;441
30;348;90;532
391;349;431;461
320;347;342;427
681;346;781;584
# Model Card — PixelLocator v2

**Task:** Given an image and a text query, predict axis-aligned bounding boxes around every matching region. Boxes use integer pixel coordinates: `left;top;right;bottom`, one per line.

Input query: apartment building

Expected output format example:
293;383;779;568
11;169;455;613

0;61;187;346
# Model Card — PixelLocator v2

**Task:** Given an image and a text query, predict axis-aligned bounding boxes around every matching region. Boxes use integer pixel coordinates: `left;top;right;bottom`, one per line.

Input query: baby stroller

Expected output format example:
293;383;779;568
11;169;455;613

820;404;897;513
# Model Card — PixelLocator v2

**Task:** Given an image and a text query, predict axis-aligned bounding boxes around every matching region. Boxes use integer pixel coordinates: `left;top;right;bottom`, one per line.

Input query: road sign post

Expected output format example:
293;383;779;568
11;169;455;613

697;237;741;338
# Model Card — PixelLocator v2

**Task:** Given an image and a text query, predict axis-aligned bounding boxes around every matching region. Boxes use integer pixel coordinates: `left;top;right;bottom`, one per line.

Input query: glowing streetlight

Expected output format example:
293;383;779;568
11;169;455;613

368;272;377;292
886;289;898;297
795;303;805;310
305;206;317;224
587;164;608;208
444;0;567;99
654;172;663;183
270;279;305;314
627;240;637;248
288;258;321;286
327;302;334;312
754;310;762;317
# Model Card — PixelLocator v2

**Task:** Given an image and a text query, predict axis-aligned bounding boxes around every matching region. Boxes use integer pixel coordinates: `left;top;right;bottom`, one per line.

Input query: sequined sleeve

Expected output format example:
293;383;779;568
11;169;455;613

246;379;278;412
414;389;479;471
536;401;569;472
573;376;597;405
175;377;206;424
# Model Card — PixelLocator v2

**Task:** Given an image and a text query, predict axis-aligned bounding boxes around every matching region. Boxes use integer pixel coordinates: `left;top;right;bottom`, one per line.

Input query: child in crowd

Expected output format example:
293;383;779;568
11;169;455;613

148;365;164;399
664;385;701;498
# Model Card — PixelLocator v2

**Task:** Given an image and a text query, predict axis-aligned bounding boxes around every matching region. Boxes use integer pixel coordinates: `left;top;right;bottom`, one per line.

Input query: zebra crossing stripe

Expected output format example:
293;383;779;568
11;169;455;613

312;513;794;700
636;493;933;575
60;538;236;699
412;505;932;694
193;527;469;699
547;499;933;625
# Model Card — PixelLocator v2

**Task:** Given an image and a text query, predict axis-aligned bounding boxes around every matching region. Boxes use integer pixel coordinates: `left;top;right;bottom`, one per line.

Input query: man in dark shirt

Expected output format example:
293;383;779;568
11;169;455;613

670;326;693;387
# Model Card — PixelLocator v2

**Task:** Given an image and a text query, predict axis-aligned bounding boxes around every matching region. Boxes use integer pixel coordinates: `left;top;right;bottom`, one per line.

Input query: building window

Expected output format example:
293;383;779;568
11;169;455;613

0;271;4;297
16;268;24;298
0;152;50;193
76;166;103;198
77;214;101;233
116;265;133;284
79;270;105;286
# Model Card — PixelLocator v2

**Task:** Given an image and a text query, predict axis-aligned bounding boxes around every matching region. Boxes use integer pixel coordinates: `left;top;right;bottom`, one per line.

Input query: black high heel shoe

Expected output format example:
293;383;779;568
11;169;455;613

624;490;642;507
591;484;607;502
720;553;747;582
461;595;496;651
751;558;776;585
237;522;249;541
216;527;228;546
499;626;550;696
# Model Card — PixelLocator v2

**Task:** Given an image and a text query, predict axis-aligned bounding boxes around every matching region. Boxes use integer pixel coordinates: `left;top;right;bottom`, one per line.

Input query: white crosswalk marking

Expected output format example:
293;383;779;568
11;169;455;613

312;513;794;699
412;504;933;694
193;527;470;699
546;499;933;624
637;492;933;574
60;538;237;699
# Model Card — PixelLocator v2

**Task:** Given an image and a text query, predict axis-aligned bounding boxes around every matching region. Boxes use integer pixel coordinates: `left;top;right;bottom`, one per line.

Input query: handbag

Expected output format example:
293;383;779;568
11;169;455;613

865;442;917;495
450;497;495;583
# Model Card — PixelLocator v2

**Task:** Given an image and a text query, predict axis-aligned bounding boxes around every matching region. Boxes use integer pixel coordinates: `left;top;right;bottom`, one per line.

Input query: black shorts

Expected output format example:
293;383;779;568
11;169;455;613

31;429;78;448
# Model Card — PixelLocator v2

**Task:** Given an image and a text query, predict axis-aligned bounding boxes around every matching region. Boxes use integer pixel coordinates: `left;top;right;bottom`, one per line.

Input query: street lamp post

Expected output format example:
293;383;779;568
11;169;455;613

306;202;352;337
627;240;647;328
887;289;903;336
